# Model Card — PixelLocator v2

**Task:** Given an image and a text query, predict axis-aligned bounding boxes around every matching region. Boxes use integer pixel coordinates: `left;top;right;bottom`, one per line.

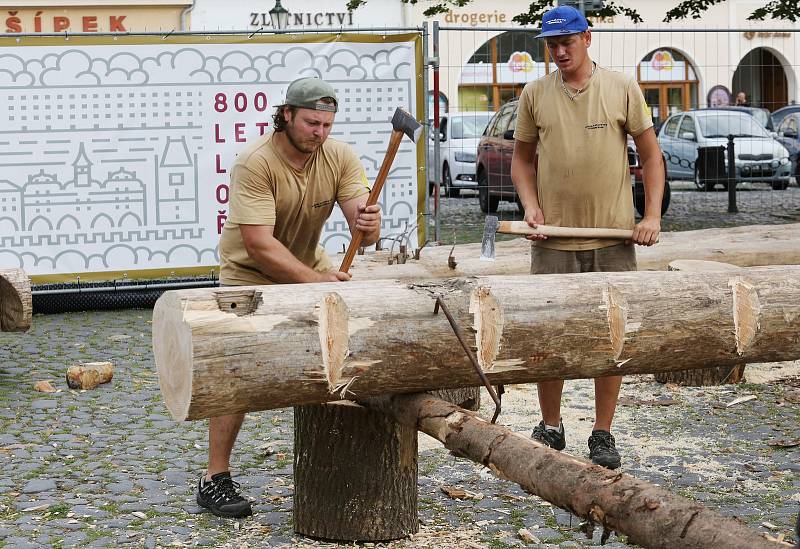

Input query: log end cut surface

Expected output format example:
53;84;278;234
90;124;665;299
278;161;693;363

0;269;32;332
153;291;195;421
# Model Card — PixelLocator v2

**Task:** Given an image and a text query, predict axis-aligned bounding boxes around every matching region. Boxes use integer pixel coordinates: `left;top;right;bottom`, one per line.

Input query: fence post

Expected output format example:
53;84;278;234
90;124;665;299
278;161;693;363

432;20;441;244
726;134;738;213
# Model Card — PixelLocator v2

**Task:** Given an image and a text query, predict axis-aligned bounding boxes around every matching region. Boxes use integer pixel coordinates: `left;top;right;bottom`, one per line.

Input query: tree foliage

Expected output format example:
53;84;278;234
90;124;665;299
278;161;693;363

346;0;800;23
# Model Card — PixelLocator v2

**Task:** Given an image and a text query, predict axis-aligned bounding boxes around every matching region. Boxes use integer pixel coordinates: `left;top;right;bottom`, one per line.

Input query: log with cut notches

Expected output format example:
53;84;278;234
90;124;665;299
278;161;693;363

0;268;32;333
153;266;800;421
363;394;784;549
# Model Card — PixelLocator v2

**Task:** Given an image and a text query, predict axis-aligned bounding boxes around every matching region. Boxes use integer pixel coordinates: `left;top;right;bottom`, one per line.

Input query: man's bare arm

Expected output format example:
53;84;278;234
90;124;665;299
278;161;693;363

340;194;381;246
631;127;664;246
239;225;350;283
511;137;547;241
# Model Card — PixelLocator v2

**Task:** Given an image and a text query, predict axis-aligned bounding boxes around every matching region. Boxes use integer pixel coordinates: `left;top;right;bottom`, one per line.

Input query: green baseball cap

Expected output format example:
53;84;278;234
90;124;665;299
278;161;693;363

283;77;338;113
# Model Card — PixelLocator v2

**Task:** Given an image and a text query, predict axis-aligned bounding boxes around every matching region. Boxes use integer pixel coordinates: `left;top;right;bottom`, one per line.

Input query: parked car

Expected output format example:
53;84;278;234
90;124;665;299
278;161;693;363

706;106;774;132
771;105;800;129
774;112;800;182
658;110;792;191
475;99;670;217
428;111;494;197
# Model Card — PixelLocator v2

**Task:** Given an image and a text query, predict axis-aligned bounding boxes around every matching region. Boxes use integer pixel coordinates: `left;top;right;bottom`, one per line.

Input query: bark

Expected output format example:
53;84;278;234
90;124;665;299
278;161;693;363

152;267;800;421
365;394;783;549
655;260;746;386
66;362;114;390
293;401;417;542
348;223;800;281
0;268;31;333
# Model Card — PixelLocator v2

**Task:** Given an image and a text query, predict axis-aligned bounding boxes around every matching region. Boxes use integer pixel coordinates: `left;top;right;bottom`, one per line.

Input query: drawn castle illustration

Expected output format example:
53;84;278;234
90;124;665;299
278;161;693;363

0;138;198;236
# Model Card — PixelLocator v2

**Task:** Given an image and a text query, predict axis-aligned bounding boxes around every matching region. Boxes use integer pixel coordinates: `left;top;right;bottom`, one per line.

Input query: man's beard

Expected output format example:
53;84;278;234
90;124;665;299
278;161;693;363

285;122;323;154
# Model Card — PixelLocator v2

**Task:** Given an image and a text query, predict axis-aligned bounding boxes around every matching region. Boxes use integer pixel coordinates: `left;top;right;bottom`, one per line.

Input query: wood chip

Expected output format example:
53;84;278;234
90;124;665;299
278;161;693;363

761;521;778;530
726;395;757;407
131;511;146;519
22;503;50;512
440;485;483;500
768;438;800;448
33;380;56;393
518;527;541;543
619;397;680;406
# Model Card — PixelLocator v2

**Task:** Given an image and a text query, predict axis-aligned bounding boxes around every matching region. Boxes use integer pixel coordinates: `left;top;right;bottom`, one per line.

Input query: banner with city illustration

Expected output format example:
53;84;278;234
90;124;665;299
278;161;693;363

0;33;423;282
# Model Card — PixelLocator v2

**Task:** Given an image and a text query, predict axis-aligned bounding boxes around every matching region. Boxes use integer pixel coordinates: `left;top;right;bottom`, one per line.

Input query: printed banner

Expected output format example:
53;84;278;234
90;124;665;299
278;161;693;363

0;34;423;282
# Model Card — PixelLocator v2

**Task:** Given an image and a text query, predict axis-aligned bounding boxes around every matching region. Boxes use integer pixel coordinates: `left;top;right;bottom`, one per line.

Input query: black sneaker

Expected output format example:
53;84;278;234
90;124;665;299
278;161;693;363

588;430;621;470
197;472;252;518
531;420;566;451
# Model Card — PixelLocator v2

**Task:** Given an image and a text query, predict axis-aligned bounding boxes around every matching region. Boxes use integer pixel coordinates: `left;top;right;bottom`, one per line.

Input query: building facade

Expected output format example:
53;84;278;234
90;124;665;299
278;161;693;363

411;0;800;125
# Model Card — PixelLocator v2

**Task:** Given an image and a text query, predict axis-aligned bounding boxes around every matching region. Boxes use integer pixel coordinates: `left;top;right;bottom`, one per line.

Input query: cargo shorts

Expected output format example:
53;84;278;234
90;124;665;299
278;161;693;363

530;243;637;275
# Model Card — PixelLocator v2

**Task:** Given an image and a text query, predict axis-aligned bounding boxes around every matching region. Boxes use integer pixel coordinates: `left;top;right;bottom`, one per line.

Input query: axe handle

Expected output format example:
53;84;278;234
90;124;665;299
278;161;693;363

497;221;633;240
339;129;405;273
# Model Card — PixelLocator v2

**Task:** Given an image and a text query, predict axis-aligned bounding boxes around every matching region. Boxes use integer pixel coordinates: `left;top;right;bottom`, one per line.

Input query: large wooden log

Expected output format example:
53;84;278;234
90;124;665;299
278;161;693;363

0;268;32;332
153;267;800;420
347;223;800;280
366;394;782;549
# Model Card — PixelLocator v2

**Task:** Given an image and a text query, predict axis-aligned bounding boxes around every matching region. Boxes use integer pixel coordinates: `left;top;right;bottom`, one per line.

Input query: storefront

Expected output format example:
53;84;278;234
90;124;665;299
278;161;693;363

187;0;406;31
411;0;799;116
2;0;192;33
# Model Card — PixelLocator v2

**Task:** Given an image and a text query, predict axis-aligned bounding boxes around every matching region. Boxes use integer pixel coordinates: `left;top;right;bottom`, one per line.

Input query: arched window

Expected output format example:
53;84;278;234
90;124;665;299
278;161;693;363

459;31;547;112
637;48;699;128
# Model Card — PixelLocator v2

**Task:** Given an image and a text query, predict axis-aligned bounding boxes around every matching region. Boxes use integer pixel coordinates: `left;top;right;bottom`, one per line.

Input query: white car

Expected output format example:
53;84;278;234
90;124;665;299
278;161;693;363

658;110;792;191
428;111;494;197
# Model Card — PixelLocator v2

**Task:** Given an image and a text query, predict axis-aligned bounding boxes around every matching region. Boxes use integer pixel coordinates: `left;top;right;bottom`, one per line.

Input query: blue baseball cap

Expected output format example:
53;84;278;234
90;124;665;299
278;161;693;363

536;5;589;38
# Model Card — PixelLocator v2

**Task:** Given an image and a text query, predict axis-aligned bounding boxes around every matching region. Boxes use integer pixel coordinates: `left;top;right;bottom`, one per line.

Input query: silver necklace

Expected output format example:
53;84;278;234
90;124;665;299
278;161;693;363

560;62;596;101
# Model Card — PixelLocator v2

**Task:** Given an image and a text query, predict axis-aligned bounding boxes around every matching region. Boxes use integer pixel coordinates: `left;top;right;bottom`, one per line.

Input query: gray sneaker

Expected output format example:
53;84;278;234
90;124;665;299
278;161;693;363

588;430;621;469
531;420;566;451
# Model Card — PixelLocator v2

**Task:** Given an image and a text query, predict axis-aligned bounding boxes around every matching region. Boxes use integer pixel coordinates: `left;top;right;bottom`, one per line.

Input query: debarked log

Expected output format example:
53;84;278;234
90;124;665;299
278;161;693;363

0;268;32;332
365;394;783;549
347;223;800;280
152;267;800;421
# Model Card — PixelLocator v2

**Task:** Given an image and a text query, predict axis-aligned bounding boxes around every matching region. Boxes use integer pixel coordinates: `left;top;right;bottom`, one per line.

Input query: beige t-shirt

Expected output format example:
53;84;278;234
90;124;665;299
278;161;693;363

219;133;369;285
514;66;652;250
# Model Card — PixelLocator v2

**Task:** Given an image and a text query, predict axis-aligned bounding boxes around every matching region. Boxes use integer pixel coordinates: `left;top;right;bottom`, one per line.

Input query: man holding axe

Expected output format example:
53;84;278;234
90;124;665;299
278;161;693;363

198;77;384;518
510;5;664;469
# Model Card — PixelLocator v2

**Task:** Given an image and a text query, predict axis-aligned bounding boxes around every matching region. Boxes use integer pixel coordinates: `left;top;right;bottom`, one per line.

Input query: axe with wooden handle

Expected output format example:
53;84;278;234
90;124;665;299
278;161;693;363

480;216;634;261
339;107;422;274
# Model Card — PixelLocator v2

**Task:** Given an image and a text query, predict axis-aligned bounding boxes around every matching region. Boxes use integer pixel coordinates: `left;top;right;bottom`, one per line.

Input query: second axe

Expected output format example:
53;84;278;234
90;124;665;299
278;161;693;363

480;215;634;261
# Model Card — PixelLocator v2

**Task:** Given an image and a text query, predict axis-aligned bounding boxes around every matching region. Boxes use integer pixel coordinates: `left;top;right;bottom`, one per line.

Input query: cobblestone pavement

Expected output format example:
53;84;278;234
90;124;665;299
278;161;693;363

431;181;800;244
1;180;799;548
1;311;798;548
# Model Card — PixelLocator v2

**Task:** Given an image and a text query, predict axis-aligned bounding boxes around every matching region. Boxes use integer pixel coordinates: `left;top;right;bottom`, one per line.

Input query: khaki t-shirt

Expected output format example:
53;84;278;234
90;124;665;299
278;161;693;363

514;66;652;250
219;133;370;285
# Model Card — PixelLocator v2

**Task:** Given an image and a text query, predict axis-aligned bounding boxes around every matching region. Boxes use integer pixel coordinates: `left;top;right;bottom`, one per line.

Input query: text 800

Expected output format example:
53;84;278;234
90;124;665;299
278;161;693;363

214;92;269;113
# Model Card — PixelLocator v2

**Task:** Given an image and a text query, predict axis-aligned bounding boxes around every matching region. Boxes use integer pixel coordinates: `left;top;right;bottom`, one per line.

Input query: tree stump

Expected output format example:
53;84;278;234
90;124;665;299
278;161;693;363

293;401;418;542
654;260;746;386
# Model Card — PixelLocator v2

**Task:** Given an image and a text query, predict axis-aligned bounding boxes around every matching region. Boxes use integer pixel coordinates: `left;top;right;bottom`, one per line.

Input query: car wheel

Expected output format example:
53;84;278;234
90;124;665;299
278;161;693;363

442;164;457;198
477;172;498;214
694;166;715;192
771;179;789;191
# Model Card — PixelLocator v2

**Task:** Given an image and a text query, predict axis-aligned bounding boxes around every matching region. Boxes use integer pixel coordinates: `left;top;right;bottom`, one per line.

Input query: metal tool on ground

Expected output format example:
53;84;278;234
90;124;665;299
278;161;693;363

339;107;423;273
480;216;634;261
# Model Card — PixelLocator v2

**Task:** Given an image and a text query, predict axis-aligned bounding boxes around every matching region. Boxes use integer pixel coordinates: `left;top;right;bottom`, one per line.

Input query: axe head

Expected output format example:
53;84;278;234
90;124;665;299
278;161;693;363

391;107;423;143
480;215;499;261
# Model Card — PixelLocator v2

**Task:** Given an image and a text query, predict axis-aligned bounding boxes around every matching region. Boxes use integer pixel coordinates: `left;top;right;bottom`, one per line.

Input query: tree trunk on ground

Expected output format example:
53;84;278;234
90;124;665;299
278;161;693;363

153;267;800;421
0;268;31;332
293;401;417;542
654;260;746;386
365;394;783;549
347;223;800;281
